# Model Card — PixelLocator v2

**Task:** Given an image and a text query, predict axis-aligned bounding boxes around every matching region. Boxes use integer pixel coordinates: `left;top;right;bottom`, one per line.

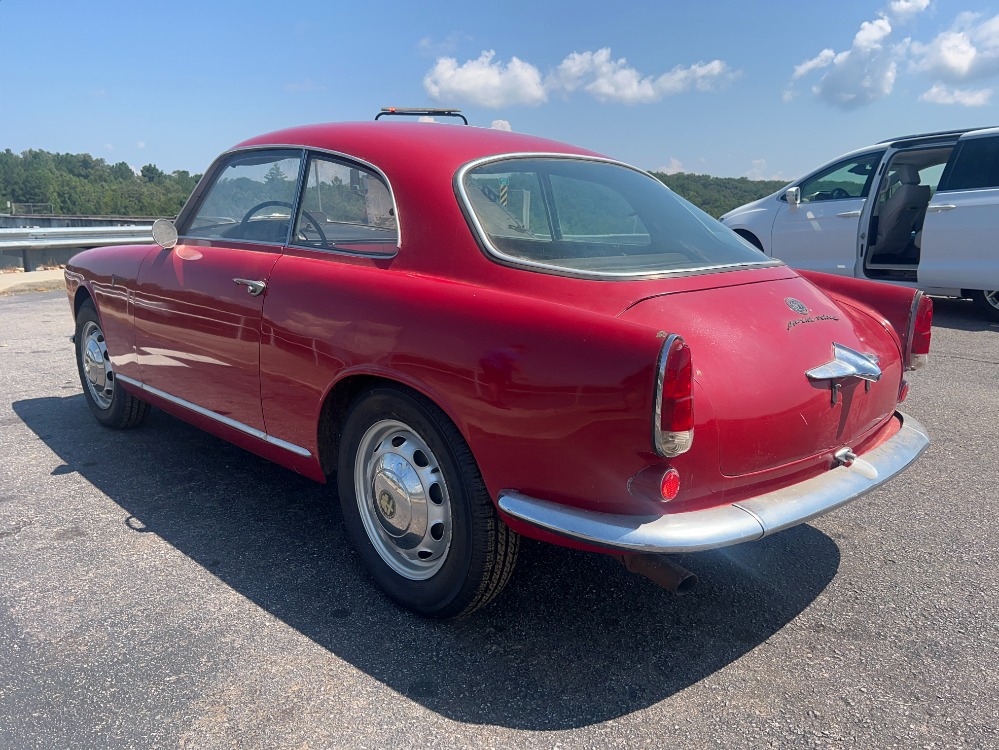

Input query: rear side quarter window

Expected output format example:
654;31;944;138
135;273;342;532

938;136;999;191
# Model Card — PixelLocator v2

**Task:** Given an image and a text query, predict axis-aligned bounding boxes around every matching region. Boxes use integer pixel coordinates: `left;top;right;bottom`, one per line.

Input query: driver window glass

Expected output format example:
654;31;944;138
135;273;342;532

799;152;882;203
291;156;398;253
185;151;302;243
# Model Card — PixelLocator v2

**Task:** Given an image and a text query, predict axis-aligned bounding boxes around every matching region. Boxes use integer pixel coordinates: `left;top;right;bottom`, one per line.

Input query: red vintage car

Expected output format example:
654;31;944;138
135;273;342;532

65;112;932;617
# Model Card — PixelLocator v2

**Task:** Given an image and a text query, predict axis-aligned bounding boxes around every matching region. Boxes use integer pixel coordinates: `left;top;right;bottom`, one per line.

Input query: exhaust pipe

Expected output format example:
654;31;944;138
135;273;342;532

617;554;698;595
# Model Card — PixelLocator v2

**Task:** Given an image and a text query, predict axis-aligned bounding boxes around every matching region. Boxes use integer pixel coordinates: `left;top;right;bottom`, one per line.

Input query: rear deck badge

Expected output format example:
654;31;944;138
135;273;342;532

785;297;809;315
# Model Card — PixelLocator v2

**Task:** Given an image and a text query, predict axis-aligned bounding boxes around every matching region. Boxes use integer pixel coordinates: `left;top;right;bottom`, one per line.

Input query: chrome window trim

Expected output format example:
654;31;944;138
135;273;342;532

116;374;312;458
456;153;782;280
178;148;307;247
177;144;401;256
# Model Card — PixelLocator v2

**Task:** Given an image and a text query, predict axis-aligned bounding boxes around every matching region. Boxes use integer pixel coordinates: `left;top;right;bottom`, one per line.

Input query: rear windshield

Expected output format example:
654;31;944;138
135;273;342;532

461;157;774;277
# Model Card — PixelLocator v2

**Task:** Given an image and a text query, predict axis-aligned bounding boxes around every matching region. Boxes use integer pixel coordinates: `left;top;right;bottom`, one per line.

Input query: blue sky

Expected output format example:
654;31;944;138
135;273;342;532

2;1;999;180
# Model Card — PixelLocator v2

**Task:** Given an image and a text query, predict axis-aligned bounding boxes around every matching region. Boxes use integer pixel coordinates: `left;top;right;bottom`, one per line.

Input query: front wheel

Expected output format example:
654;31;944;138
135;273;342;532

970;290;999;322
337;386;518;618
75;300;149;428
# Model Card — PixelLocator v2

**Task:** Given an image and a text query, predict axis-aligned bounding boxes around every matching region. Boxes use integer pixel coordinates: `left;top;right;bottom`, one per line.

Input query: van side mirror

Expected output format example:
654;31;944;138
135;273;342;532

785;187;801;208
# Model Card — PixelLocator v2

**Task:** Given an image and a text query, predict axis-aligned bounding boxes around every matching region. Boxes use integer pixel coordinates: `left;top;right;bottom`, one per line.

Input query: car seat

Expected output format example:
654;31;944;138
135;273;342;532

874;164;931;258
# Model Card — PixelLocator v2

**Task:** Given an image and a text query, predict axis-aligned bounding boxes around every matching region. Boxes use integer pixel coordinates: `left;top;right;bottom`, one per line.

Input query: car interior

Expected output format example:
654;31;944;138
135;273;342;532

864;146;952;280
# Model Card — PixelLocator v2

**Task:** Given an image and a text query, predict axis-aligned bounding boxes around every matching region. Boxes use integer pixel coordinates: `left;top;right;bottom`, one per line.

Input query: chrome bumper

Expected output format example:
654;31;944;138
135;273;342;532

497;412;929;553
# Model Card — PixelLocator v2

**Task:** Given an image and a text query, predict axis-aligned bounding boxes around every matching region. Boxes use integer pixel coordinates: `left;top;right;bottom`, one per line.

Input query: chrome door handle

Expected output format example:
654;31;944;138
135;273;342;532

836;210;862;218
233;278;267;296
926;204;957;212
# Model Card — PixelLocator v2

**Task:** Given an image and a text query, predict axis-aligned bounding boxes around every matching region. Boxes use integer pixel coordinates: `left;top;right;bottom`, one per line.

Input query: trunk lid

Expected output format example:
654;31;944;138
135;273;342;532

619;276;903;476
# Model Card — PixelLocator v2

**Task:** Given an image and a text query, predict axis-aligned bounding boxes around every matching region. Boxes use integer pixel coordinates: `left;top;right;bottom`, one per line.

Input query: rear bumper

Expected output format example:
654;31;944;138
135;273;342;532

497;411;929;553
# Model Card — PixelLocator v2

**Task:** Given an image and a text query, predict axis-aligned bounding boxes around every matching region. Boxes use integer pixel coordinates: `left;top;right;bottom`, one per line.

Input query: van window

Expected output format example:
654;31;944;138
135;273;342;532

797;152;884;203
939;136;999;191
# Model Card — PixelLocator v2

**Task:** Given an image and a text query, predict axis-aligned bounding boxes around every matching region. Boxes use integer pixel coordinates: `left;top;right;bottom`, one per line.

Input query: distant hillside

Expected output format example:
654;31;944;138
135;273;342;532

651;172;788;218
0;149;199;217
1;148;786;221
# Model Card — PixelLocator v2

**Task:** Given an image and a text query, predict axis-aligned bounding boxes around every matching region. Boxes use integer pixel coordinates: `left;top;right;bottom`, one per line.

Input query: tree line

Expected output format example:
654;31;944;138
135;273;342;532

652;171;788;218
0;149;200;217
0;148;788;220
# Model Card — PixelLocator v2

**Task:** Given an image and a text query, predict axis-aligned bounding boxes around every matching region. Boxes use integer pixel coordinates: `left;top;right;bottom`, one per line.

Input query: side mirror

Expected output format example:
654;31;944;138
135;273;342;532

151;218;178;249
785;187;801;208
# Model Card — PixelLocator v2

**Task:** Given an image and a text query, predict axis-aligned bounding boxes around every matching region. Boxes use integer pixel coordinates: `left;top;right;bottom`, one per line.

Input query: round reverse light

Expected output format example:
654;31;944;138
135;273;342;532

660;468;681;501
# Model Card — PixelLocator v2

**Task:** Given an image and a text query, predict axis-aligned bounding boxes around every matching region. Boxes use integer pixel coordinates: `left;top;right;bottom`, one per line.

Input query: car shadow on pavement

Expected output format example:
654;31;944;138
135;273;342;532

15;395;840;731
929;297;999;332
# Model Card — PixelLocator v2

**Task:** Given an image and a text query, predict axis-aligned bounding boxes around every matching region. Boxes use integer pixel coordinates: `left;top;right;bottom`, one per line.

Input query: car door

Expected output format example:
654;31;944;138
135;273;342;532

918;130;999;291
769;150;884;276
133;149;304;432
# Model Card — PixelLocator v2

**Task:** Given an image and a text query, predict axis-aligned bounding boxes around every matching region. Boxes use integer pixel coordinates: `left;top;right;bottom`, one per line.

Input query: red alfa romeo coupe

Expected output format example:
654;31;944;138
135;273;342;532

66;110;931;617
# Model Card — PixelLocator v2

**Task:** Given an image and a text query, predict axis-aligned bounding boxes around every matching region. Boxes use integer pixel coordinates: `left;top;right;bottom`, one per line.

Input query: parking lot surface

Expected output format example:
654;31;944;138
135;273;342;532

0;291;996;749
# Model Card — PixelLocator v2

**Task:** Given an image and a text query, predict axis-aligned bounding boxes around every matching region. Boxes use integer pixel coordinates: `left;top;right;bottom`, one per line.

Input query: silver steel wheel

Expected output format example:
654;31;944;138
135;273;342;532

353;419;453;580
80;320;114;410
984;290;999;311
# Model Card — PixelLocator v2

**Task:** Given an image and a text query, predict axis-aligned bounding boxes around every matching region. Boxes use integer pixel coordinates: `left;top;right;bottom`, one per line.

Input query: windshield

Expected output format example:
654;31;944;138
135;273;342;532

461;157;774;277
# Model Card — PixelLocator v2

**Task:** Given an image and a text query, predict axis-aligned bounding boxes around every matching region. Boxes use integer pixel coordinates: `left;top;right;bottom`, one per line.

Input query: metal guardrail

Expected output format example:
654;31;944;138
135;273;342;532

0;225;154;271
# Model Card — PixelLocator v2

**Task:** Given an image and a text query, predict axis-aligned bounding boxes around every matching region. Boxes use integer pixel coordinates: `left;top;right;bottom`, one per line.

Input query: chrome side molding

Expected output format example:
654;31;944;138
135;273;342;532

116;374;312;457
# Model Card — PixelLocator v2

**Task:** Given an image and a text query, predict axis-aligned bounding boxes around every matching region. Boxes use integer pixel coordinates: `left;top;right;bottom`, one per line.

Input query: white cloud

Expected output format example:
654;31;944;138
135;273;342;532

888;0;931;23
490;119;512;131
551;49;736;103
136;141;146;150
919;83;993;105
787;14;900;109
792;49;835;80
912;12;999;81
424;47;737;108
658;158;685;175
417;33;471;57
424;50;547;107
417;116;438;123
744;159;768;180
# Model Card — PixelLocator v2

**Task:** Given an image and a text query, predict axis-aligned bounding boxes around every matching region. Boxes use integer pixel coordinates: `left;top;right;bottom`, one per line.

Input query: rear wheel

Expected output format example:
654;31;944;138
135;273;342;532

337;386;518;618
970;290;999;322
75;300;149;428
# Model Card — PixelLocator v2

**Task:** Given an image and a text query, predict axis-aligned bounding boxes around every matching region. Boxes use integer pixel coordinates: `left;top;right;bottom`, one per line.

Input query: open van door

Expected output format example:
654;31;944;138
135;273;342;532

918;128;999;317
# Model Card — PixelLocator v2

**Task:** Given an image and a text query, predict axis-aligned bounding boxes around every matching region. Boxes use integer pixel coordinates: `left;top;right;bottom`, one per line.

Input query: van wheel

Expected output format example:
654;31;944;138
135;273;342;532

337;386;519;618
970;290;999;322
734;229;764;252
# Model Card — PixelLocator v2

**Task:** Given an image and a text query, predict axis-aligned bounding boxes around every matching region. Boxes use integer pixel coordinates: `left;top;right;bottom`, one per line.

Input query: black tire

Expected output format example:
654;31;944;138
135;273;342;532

970;290;999;322
337;386;518;618
75;300;149;429
734;229;764;251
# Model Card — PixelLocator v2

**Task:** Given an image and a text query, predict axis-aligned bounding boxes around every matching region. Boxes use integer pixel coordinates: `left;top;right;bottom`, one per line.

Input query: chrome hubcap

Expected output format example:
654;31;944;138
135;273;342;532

354;419;452;580
984;290;999;310
81;321;114;409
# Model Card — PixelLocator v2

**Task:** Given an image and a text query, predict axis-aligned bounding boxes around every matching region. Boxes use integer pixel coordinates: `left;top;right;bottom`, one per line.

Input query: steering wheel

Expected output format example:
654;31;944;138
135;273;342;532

830;188;850;200
239;200;328;246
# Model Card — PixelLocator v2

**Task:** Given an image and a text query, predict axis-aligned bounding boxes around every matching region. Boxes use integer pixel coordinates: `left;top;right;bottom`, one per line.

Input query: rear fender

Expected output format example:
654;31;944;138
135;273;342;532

797;270;919;354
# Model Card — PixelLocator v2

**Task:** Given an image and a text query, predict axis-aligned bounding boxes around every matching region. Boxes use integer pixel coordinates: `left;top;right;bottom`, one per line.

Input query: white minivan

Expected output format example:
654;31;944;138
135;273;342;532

721;127;999;321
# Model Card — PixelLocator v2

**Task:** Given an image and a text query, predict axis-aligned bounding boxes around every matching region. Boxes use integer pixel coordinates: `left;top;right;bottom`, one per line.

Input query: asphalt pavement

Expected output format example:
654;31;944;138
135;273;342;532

0;290;996;749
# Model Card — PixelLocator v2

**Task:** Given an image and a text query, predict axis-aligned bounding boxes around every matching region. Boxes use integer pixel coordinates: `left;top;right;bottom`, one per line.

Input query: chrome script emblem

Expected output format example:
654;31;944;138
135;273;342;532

785;297;809;315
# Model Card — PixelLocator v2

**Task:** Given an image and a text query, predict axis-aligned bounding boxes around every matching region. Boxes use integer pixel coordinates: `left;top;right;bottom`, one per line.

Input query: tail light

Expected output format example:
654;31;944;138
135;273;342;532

654;334;693;457
904;292;932;371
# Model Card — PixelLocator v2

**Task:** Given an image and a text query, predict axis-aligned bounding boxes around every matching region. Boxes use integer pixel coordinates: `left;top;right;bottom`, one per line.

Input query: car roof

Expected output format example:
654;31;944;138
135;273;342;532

232;121;603;174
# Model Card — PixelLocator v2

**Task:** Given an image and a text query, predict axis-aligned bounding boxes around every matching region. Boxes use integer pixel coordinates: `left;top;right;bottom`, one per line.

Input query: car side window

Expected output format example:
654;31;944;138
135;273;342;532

797;152;883;203
291;156;398;253
184;150;303;243
938;136;999;191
